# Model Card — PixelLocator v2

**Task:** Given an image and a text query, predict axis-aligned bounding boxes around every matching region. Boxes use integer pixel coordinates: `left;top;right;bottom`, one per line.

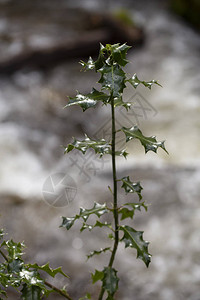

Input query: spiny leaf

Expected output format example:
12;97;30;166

80;221;112;232
87;247;111;260
119;202;148;220
19;270;44;287
115;149;129;159
64;135;111;157
124;202;148;212
109;43;131;66
95;43;106;71
119;207;134;220
27;263;68;278
7;258;24;273
60;217;76;230
79;202;108;222
1;240;25;260
65;88;110;111
21;284;42;300
80;56;95;70
91;269;104;284
61;202;108;230
102;267;119;296
121;126;168;154
127;73;162;89
80;223;93;232
119;225;151;267
120;176;143;200
113;96;131;110
98;64;126;97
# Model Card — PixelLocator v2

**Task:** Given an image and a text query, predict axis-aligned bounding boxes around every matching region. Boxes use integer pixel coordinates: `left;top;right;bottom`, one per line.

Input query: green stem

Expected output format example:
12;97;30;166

0;249;8;261
44;280;73;300
98;94;119;300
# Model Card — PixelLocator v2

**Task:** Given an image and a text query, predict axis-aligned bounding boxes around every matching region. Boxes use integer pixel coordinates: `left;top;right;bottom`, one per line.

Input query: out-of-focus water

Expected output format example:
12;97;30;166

0;0;200;299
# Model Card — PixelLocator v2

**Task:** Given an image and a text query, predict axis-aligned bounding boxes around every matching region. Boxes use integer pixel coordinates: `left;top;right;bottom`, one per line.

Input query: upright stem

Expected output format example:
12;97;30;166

98;94;119;300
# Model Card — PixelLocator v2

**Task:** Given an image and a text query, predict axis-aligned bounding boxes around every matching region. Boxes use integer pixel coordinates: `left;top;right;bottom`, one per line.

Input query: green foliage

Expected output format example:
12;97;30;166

60;202;108;231
127;73;162;89
61;43;167;299
0;230;70;299
0;43;167;300
119;225;151;267
102;267;119;299
120;176;143;200
121;126;168;154
87;247;111;260
65;135;111;157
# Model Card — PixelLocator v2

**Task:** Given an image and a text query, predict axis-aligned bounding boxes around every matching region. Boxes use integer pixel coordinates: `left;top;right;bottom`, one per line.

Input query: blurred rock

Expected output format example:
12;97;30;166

0;0;143;74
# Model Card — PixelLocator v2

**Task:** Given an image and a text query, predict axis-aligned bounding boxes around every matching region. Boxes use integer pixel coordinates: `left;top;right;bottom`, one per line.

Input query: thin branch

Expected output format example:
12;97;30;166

0;249;8;261
44;280;73;300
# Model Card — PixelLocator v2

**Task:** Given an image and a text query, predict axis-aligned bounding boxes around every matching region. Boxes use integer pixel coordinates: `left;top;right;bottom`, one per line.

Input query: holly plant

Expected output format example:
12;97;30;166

60;43;167;300
0;229;72;299
0;44;167;299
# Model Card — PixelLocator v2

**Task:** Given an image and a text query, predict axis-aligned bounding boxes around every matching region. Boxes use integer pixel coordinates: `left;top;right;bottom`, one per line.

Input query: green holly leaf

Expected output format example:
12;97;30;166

1;240;25;260
120;176;143;200
21;284;42;300
115;149;129;159
65;88;110;111
80;221;112;232
124;202;148;212
91;269;104;284
80;56;95;70
94;43;106;71
64;135;111;157
87;247;111;260
94;220;112;229
79;202;108;222
102;267;119;296
27;263;68;278
114;96;131;110
119;225;151;267
80;223;94;232
119;207;134;220
7;258;24;273
109;43;131;67
98;64;126;97
61;202;108;230
127;73;162;89
121;126;168;154
60;216;77;230
119;202;148;220
19;269;44;287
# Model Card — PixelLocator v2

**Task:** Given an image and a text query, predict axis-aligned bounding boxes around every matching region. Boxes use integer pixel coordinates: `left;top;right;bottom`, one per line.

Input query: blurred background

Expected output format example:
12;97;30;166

0;0;200;299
